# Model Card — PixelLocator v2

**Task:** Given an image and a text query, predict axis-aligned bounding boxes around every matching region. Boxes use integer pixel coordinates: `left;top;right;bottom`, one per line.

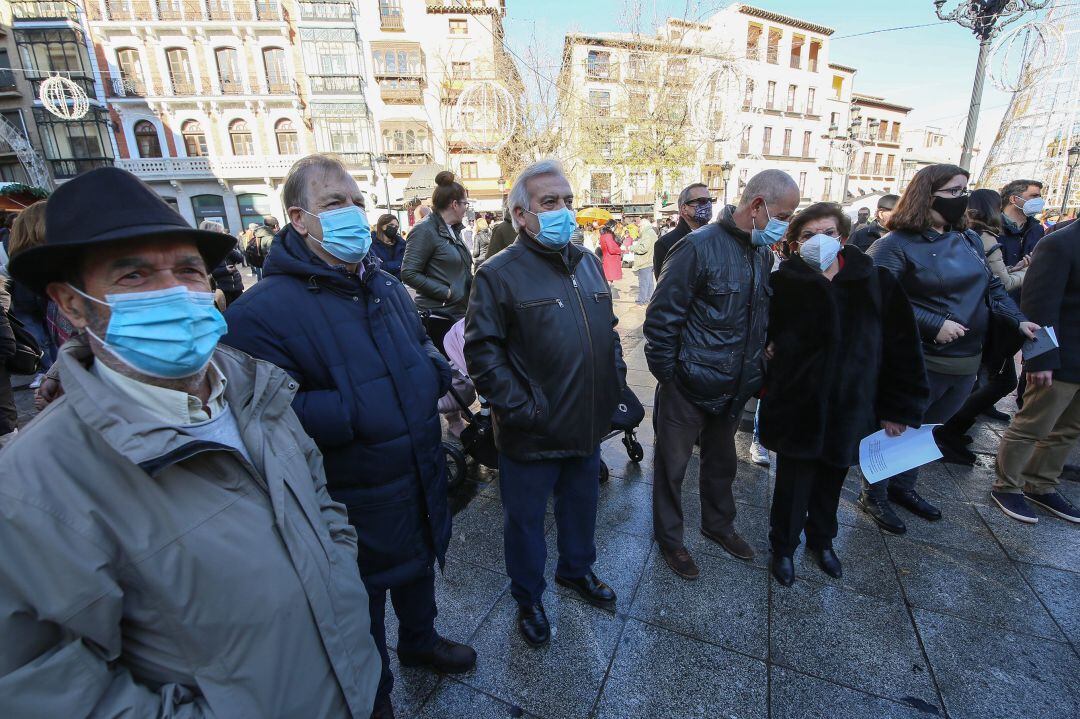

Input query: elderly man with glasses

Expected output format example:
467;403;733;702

653;183;714;279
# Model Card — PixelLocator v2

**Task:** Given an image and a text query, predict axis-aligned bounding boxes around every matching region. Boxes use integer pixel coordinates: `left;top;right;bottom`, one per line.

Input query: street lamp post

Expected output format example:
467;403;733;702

827;103;873;204
1062;141;1080;216
374;154;390;215
720;161;733;206
497;176;506;203
933;0;1050;171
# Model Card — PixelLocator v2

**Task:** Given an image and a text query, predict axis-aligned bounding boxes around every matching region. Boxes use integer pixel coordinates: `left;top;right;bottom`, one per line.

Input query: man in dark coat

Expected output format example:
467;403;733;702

848;194;898;252
223;154;475;719
465;159;626;648
992;219;1080;524
483;209;518;261
653;182;713;279
645;170;798;580
999;179;1045;269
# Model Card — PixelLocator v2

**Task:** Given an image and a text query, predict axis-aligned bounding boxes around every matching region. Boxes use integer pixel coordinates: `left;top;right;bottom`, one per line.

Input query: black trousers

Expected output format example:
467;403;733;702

653;381;743;551
0;368;15;435
769;454;848;557
367;570;438;708
943;359;1018;435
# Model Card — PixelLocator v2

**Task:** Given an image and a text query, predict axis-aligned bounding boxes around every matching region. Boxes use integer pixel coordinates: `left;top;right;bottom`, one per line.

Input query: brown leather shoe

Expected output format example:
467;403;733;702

701;528;756;561
660;546;700;580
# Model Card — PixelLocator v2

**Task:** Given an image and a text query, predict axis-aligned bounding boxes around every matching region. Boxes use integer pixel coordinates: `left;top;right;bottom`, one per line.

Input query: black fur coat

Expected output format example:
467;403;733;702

759;247;929;467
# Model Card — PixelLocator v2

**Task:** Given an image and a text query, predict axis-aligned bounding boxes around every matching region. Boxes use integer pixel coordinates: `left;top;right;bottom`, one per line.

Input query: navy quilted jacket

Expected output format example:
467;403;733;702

223;226;452;589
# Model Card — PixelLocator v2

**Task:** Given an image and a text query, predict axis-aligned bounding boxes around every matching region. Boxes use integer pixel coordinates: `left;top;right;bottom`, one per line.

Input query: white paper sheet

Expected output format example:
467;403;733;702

859;424;943;484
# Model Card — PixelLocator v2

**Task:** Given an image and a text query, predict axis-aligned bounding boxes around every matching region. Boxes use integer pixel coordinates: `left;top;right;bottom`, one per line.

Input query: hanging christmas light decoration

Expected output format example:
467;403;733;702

687;61;746;144
39;75;90;120
988;20;1065;93
451;80;517;152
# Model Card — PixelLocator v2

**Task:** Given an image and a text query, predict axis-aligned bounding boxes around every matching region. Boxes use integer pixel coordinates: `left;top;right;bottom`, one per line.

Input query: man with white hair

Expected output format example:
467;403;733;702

464;159;627;647
645;169;800;580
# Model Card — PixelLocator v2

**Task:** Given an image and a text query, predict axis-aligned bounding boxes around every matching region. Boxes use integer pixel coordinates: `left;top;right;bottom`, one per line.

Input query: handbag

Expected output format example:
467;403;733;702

963;230;1023;371
4;309;43;375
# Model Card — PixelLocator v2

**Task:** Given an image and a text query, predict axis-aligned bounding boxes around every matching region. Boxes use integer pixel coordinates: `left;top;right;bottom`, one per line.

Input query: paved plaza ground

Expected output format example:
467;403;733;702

11;273;1080;719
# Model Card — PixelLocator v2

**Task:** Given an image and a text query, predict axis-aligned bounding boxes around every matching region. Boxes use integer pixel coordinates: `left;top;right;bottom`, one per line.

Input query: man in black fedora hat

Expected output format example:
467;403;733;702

0;167;382;718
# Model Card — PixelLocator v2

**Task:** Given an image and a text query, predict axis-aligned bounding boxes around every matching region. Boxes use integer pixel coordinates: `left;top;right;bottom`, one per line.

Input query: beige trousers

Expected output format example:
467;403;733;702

994;379;1080;494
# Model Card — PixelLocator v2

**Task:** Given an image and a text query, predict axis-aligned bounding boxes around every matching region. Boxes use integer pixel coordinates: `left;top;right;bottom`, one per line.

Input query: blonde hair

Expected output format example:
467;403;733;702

199;220;225;233
7;201;48;257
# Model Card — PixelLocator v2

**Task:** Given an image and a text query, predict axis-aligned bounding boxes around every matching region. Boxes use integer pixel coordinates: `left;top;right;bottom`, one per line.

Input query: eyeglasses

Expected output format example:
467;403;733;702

683;198;714;208
936;187;970;198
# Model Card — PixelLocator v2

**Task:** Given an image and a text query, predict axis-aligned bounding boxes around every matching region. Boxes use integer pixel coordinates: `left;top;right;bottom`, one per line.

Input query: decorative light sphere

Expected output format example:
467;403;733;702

687;62;746;143
989;21;1064;93
39;75;90;120
451;80;517;152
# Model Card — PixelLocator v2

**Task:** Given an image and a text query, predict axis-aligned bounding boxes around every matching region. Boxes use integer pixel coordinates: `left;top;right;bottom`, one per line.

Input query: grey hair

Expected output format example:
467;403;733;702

199;220;225;233
737;169;800;209
678;182;709;207
283;153;349;212
508;159;567;231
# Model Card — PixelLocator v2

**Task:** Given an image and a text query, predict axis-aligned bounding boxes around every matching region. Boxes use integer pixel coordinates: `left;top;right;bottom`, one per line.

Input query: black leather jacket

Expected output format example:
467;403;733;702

464;233;626;461
644;206;773;417
401;213;473;320
868;228;1025;359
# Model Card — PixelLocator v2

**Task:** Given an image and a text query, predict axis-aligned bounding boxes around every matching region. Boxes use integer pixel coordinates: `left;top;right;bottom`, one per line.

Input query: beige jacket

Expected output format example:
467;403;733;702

0;343;380;718
981;229;1026;293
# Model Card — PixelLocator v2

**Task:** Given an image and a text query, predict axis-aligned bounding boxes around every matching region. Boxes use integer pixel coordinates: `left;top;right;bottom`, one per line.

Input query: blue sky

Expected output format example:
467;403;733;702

503;0;1025;168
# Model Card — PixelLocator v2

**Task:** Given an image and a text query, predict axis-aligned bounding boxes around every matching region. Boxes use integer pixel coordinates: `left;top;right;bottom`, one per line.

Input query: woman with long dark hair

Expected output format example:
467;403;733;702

937;189;1029;463
863;165;1039;532
760;203;928;585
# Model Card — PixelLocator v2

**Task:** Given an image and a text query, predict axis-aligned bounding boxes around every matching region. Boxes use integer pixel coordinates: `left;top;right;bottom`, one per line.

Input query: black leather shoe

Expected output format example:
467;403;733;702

938;440;977;466
398;635;476;674
981;407;1011;422
888;488;942;521
812;548;843;579
555;572;616;609
517;603;550;647
770;554;795;586
858;493;907;534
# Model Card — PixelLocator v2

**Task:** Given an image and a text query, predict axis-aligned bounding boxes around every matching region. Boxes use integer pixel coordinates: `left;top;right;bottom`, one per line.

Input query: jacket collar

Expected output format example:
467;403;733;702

264;225;377;290
780;245;874;283
58;341;295;476
517;230;584;273
716;205;752;246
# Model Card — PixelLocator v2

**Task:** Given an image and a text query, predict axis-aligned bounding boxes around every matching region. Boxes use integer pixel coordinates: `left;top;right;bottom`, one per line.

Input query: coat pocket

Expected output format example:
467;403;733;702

338;480;427;579
676;344;736;398
703;279;743;327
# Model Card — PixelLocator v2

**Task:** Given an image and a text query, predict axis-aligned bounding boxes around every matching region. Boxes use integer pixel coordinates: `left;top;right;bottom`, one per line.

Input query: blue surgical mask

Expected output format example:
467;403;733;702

751;200;788;247
304;205;371;263
72;285;226;379
799;233;842;272
1018;197;1045;217
526;207;577;249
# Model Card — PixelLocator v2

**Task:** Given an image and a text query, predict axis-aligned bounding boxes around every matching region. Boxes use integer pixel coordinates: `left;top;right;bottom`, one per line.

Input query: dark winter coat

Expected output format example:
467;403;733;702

653;218;693;279
485;220;517;261
759;248;929;467
400;213;473;320
849;220;887;253
211;245;245;293
999;213;1044;268
644;206;773;417
868;229;1025;361
222;226;452;590
370;236;406;278
464;232;626;462
1021;220;1080;383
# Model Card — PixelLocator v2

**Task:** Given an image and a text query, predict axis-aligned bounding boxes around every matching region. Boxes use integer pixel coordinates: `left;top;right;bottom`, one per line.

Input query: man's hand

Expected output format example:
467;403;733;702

881;421;907;437
1018;321;1041;340
33;377;63;410
1010;254;1032;271
935;319;968;345
763;342;775;361
1027;370;1053;389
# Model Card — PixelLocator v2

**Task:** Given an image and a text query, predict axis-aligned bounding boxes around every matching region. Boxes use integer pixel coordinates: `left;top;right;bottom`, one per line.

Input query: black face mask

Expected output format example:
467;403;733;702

931;194;969;227
384;225;399;239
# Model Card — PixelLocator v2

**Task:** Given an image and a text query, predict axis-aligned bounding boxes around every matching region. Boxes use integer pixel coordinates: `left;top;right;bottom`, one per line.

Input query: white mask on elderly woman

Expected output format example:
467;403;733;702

799;233;842;272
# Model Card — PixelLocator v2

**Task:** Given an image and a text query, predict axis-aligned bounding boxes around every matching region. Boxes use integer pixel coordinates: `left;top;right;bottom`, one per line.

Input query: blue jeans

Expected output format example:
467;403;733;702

636;267;655;304
499;448;601;606
753;401;762;444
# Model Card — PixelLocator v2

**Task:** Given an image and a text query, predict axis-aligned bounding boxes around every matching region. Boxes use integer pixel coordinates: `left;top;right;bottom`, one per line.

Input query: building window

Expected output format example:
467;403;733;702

586;50;613;79
263;47;289;93
182;120;208;156
738;168;749;190
449;18;468;35
589;173;611;204
831;74;844;100
216;47;243;94
14;28;96;97
891;122;901;142
192;194;228;231
808;40;821;72
311;103;371;166
115;48;144;95
782;129;792;156
802;131;811;157
798;172;807;196
133;120;162;158
165;47;194;94
830;111;840;129
766;81;776;109
822;175;832;200
740;126;751;154
806;87;816;115
746;24;762;61
460;161;478;179
229;119;254;155
451;62;470;78
589;90;611;117
790;34;804;69
786;84;796;112
32;106;114;179
742;79;754;110
762;127;772;155
886;154;896;175
378;0;403;30
766;27;782;64
237;193;272;224
626;53;648;81
873;153;883;175
302;28;364;93
860;153;869;174
275;118;299;154
0;49;15;90
879;121;889;141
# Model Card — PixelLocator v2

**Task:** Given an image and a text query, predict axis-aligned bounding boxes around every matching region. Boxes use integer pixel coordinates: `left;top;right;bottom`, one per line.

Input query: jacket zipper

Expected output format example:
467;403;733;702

570;273;596;442
516;298;564;309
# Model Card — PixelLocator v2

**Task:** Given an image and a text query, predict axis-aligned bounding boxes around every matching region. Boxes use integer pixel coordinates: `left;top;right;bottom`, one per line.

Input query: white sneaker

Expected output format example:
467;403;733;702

29;373;45;390
750;440;770;467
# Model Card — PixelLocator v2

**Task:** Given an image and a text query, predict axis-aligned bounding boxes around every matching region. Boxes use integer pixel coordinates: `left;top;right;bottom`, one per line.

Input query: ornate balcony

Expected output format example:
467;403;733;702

117;154;302;180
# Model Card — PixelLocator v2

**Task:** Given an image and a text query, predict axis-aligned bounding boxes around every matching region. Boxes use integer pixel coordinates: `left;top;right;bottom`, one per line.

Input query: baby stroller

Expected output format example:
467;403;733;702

419;310;646;486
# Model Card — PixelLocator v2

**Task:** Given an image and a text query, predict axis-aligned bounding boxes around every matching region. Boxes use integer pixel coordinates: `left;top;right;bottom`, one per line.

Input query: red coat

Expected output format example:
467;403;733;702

600;230;624;281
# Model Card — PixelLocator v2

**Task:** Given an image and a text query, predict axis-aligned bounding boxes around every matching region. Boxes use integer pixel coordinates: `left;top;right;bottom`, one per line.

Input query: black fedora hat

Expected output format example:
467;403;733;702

8;166;236;293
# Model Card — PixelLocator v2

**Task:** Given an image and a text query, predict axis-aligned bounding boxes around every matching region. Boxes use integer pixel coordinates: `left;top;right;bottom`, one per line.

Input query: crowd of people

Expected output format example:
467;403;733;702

0;152;1076;718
